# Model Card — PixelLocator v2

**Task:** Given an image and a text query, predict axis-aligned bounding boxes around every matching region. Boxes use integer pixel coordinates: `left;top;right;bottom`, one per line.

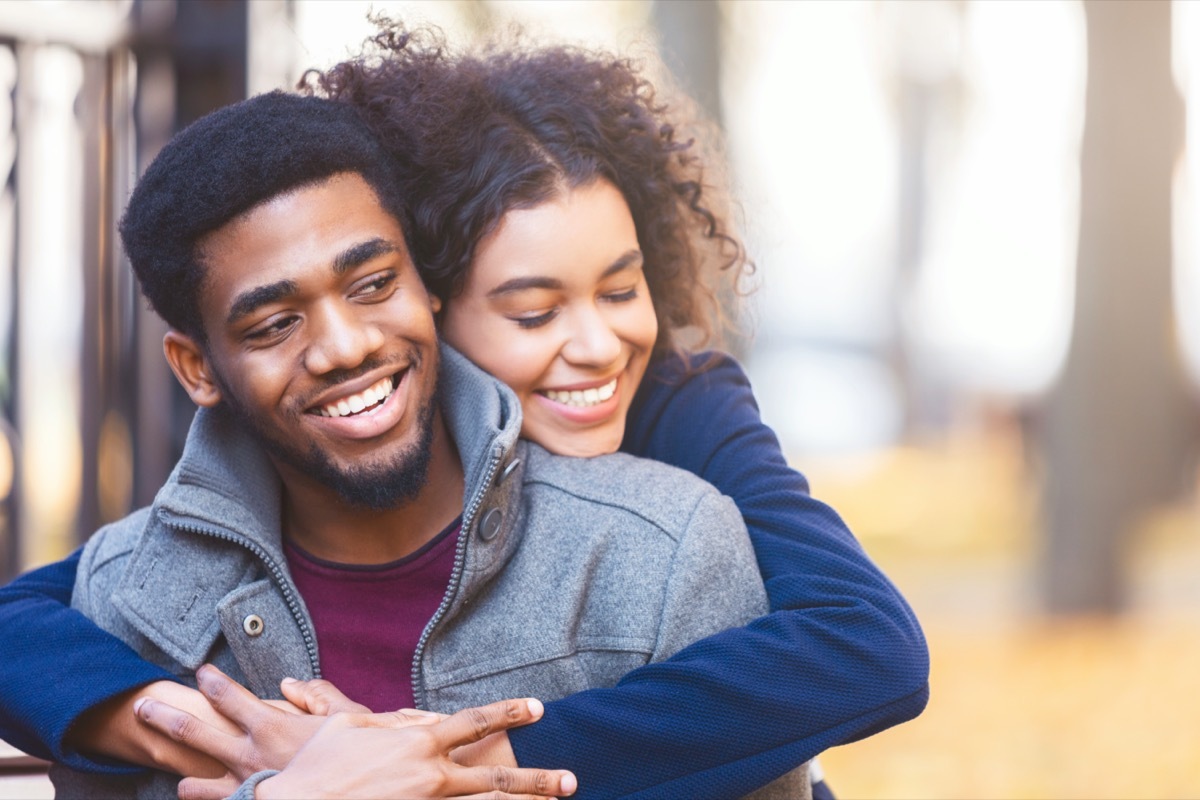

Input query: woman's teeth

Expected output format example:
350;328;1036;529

541;378;617;408
316;375;395;418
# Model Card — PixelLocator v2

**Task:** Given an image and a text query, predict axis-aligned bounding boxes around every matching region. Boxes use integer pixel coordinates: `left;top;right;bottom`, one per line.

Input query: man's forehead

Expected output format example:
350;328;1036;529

194;173;414;320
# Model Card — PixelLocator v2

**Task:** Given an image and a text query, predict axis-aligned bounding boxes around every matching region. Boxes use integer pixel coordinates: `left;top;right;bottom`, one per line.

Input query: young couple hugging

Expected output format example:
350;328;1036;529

0;22;928;800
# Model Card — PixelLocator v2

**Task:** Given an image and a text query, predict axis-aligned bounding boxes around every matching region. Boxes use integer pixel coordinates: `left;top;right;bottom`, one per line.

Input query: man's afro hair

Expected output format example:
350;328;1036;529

119;91;412;339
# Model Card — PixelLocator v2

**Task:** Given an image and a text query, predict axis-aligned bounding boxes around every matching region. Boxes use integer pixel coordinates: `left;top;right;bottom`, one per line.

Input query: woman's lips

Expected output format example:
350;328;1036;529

536;376;618;408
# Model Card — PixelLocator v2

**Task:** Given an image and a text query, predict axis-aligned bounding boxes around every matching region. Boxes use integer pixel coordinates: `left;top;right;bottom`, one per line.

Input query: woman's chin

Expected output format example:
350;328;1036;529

523;424;624;459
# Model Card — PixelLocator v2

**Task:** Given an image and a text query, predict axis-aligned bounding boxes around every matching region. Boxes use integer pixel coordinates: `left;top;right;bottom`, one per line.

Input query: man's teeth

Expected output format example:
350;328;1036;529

317;376;395;418
541;378;617;408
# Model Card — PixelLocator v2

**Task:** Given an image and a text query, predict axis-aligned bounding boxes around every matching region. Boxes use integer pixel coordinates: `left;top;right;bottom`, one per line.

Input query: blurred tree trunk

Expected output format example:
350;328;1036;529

128;0;248;509
651;0;722;123
1039;0;1195;613
652;0;742;356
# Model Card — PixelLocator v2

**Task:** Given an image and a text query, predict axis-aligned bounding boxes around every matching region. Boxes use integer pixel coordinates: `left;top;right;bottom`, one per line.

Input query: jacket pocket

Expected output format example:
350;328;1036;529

424;639;652;712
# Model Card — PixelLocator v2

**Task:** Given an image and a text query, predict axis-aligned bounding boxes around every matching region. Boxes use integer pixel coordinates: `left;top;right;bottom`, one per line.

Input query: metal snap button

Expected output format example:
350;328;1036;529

243;614;265;637
496;458;522;486
478;507;503;541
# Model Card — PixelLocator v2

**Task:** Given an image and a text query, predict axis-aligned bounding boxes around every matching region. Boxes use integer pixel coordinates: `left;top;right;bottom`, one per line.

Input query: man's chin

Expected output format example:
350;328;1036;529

310;450;433;511
222;383;439;512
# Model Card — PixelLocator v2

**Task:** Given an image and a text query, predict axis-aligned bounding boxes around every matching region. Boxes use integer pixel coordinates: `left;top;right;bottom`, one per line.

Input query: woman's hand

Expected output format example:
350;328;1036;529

132;664;333;793
66;679;234;778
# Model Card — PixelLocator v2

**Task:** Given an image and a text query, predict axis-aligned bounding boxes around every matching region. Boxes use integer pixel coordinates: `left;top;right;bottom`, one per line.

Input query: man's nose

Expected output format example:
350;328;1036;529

303;301;385;375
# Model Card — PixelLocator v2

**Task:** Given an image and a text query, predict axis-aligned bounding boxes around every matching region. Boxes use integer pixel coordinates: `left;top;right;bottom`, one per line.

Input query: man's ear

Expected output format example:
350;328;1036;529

163;330;223;408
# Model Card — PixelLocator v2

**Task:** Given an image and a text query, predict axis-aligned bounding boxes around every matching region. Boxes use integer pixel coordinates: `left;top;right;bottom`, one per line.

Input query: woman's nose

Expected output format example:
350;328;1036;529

561;307;622;367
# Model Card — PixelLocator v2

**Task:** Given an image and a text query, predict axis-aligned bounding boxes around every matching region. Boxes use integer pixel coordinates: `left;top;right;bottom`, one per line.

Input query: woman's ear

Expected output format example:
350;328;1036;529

163;331;223;408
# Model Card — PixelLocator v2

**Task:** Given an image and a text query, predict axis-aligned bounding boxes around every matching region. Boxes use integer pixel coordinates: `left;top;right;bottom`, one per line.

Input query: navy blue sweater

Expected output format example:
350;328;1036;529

0;352;929;797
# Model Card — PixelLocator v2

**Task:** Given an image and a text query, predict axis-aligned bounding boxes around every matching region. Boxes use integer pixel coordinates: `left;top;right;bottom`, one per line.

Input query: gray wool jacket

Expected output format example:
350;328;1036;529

51;346;808;800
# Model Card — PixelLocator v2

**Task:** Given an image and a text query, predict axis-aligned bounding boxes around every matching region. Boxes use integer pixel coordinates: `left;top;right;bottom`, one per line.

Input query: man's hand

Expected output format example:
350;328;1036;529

279;674;522;774
277;676;374;716
253;699;576;800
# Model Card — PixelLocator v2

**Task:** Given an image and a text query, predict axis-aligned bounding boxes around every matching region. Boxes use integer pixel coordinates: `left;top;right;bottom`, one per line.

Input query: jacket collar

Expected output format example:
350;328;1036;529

114;343;526;668
151;343;522;552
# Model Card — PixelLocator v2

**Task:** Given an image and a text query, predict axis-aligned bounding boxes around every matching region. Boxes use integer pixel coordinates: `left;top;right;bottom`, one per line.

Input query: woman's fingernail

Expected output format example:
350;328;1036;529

526;698;544;718
561;772;578;795
133;697;148;717
281;677;298;685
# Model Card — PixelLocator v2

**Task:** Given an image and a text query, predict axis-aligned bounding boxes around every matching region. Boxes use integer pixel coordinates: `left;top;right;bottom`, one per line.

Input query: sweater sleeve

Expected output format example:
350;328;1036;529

0;548;178;772
506;351;930;799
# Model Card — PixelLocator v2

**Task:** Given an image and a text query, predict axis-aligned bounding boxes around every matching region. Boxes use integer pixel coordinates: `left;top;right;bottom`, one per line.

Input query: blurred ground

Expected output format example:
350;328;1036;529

811;423;1200;800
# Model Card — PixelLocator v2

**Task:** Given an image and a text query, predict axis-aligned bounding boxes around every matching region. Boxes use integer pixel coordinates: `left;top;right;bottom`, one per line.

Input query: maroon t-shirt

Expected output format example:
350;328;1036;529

283;518;461;712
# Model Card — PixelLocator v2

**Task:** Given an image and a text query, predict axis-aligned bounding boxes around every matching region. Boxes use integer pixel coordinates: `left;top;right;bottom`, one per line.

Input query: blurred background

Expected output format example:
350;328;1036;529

1;0;1198;797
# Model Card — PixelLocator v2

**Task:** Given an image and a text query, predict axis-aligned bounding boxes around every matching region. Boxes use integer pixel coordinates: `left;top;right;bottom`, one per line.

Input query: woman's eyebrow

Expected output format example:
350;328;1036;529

601;249;644;277
487;275;562;297
333;238;400;274
487;249;644;298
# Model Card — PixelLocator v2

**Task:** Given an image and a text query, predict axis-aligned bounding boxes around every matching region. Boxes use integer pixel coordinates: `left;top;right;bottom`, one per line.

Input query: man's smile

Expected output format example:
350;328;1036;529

312;373;398;418
301;364;415;442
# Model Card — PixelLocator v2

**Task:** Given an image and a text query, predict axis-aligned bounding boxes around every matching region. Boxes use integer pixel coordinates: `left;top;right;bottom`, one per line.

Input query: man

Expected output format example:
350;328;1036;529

48;92;807;799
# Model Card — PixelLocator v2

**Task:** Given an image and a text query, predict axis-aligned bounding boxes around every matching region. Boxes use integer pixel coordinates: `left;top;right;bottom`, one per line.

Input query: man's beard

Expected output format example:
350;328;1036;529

215;361;439;511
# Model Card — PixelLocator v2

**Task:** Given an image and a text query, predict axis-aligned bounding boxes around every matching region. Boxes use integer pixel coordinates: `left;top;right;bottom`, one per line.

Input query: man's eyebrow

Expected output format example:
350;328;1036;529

487;249;644;298
333;238;400;275
227;280;298;326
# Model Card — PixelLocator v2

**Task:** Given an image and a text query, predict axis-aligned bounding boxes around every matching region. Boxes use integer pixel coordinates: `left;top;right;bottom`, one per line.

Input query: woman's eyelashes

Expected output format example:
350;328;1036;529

601;286;639;304
508;286;641;330
513;308;559;329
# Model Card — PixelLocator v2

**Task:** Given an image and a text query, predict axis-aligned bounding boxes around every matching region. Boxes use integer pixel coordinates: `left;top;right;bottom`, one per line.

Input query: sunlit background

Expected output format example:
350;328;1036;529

2;1;1199;797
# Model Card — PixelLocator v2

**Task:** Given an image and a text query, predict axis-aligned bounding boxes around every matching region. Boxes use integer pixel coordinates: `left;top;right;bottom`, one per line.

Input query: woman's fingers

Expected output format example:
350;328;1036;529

279;676;369;715
194;664;273;728
133;697;239;766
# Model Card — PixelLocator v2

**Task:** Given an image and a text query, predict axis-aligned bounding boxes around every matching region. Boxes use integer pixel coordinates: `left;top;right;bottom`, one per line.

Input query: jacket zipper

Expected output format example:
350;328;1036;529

410;445;504;710
163;517;322;680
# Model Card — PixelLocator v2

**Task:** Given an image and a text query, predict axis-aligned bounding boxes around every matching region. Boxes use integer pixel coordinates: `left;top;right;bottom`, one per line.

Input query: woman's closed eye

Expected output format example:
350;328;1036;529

512;307;560;329
601;286;640;304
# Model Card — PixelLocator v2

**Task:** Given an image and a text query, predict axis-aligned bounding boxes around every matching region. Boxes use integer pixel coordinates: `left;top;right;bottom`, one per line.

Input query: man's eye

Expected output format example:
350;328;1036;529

513;309;559;329
246;316;297;342
353;272;396;299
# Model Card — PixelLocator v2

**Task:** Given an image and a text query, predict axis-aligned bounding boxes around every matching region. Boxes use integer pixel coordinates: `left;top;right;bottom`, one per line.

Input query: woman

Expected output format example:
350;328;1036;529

0;24;927;800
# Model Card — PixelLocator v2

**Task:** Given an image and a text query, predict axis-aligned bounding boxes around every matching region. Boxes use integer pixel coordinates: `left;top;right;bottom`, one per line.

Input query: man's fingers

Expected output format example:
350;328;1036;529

134;698;238;765
176;773;240;800
279;676;369;715
434;699;545;748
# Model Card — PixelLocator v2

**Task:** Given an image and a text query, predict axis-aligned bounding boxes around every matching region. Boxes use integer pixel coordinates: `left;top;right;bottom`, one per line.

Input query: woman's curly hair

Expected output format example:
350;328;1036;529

303;20;751;355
